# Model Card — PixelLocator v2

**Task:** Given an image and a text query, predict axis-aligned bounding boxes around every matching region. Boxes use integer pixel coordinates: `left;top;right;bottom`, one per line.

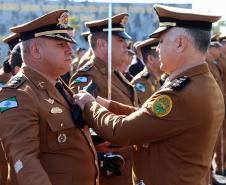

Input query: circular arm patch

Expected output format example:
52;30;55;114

151;95;173;117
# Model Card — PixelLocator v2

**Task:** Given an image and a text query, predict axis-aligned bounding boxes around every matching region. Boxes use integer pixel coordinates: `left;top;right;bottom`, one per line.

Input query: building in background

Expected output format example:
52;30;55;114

0;0;190;62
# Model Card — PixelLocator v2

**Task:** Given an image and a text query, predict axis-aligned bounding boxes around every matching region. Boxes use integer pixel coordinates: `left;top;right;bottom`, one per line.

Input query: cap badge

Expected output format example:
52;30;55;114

50;107;63;114
120;15;128;27
57;12;69;28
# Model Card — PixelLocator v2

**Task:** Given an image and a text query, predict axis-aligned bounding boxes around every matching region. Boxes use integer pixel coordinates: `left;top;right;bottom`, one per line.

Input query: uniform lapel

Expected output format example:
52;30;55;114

113;70;139;107
21;66;70;109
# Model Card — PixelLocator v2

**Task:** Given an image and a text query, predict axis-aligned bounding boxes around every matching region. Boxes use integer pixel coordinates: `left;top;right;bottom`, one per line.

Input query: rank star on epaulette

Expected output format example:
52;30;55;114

169;76;190;90
0;96;18;113
6;76;26;89
151;95;173;117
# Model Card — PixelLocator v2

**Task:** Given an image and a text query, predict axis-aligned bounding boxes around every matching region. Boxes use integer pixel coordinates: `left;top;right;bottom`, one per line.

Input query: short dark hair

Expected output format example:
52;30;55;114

89;32;107;50
3;44;22;74
184;28;211;53
141;47;158;64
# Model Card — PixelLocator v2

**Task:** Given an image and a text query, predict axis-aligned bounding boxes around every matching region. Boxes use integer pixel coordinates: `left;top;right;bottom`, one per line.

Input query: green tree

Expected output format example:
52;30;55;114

212;20;226;35
69;16;80;32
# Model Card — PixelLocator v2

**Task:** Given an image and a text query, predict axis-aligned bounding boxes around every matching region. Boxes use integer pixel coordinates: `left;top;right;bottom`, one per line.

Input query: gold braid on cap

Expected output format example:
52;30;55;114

102;28;125;32
34;30;68;37
159;22;176;27
44;34;72;42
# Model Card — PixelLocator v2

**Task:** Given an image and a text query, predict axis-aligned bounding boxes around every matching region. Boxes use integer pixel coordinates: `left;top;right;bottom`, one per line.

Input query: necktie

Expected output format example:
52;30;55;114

55;81;84;129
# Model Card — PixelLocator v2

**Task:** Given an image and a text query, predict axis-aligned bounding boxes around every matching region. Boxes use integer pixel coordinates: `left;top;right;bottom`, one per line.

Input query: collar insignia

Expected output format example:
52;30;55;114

120;15;128;27
45;98;54;104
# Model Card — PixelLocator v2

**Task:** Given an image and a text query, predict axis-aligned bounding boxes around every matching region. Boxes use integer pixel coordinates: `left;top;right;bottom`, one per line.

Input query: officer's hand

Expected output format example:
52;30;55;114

98;153;125;177
73;91;95;110
96;96;110;109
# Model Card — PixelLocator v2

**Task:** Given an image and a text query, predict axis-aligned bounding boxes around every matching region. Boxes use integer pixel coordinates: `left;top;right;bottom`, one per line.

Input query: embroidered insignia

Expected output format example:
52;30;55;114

74;76;88;84
57;12;69;28
120;15;129;26
57;133;67;143
14;160;23;173
169;76;190;90
45;98;54;104
0;96;18;113
135;83;146;93
50;107;63;114
151;95;172;117
79;61;94;72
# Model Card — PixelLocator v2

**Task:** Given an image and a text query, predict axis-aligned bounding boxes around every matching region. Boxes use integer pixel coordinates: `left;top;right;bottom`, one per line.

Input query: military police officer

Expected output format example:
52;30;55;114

0;10;99;185
74;5;224;185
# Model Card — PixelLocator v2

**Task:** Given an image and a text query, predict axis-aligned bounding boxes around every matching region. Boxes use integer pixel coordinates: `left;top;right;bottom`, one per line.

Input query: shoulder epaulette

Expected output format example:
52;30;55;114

142;71;150;79
78;61;94;72
5;75;26;89
168;76;190;90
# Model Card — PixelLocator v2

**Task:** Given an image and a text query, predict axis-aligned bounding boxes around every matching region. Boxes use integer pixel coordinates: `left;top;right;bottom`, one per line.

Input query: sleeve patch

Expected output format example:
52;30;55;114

73;76;88;84
151;95;173;117
135;83;146;92
0;96;18;113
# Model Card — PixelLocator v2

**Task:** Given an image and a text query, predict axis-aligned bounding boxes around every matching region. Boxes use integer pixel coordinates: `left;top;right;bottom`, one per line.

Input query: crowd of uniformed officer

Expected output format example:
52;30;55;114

0;3;226;185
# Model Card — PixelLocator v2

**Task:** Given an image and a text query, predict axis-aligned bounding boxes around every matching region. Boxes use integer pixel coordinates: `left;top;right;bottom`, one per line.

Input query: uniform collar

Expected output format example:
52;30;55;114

92;56;108;75
20;66;54;90
168;62;207;81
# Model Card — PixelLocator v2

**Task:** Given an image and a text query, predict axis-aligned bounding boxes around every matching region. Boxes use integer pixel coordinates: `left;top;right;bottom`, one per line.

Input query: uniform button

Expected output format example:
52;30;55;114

95;160;98;165
96;179;99;184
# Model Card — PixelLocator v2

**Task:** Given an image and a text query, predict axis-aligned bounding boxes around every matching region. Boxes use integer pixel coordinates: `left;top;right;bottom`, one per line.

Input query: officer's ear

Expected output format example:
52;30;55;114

96;38;107;48
29;39;42;59
175;35;188;53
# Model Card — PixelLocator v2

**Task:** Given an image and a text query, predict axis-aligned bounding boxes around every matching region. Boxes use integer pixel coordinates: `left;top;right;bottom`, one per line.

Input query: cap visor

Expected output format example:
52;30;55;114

114;31;132;40
149;27;169;38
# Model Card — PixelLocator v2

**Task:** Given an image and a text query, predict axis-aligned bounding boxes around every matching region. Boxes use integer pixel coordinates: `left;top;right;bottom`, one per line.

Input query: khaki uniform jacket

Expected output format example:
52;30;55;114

0;66;99;185
84;63;225;185
131;68;160;105
207;60;224;93
70;55;139;185
0;68;13;185
217;57;226;101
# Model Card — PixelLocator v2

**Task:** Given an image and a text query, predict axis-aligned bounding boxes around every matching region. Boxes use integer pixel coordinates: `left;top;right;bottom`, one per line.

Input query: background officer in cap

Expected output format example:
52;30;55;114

69;13;138;185
73;4;224;185
131;38;161;105
126;41;145;80
205;34;225;185
0;9;99;185
0;33;21;86
0;32;22;185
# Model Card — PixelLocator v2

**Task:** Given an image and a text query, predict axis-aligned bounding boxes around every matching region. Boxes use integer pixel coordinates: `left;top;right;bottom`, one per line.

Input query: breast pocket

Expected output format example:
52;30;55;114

45;111;80;150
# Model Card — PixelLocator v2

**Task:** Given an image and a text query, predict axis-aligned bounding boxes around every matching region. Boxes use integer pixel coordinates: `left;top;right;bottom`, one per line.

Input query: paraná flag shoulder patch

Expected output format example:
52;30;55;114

73;76;88;84
0;96;18;113
151;95;172;117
